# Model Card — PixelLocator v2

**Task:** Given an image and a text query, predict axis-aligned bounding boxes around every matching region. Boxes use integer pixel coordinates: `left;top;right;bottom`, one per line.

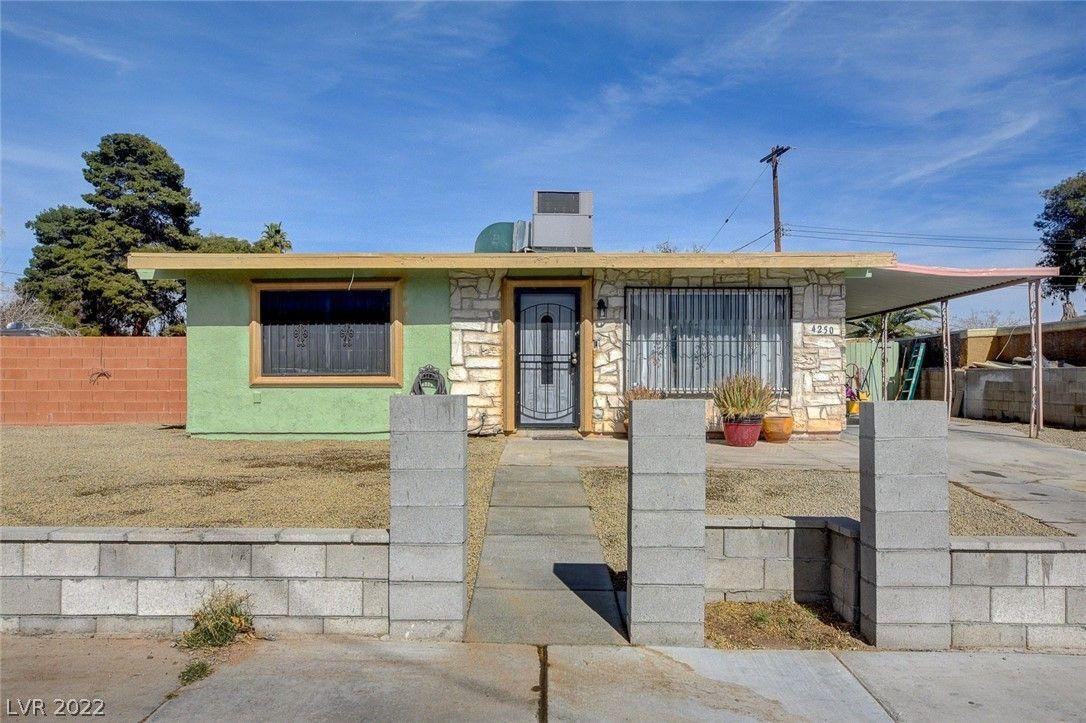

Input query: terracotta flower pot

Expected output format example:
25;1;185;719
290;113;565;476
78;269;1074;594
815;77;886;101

762;415;794;443
724;417;763;447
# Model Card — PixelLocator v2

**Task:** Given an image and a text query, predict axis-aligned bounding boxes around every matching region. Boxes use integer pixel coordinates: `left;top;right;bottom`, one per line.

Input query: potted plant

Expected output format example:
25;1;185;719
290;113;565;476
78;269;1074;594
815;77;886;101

711;374;774;447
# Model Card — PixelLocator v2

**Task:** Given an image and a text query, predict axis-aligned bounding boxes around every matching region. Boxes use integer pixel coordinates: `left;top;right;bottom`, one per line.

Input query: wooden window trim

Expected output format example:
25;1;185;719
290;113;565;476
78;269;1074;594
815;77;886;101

248;279;404;387
500;277;594;435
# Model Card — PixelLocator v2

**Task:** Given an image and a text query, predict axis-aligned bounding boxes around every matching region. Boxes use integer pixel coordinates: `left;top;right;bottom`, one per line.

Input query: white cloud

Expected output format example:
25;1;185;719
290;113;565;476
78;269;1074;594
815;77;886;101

1;143;76;172
890;113;1043;185
2;20;131;69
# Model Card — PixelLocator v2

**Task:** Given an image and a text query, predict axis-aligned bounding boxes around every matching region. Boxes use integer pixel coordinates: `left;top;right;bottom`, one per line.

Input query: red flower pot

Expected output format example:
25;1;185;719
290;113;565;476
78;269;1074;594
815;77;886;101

724;418;763;447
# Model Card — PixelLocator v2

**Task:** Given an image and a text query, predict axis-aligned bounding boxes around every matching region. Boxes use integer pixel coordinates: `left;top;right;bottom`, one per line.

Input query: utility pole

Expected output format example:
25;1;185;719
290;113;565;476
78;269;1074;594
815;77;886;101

759;145;791;252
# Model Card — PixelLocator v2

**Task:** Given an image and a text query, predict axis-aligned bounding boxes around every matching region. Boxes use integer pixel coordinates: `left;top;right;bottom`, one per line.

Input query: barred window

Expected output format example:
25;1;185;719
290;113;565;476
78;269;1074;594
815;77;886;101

260;289;391;376
249;280;403;387
624;287;791;394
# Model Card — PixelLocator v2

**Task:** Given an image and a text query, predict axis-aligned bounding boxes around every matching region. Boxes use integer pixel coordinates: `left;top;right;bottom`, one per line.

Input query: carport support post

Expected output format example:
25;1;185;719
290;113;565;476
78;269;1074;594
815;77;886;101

858;401;951;649
388;394;468;641
941;300;952;419
626;399;706;646
1029;279;1044;437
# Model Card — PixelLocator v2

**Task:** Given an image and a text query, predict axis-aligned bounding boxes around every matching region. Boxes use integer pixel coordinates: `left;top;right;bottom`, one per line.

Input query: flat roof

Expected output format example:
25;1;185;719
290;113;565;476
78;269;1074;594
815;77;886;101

845;263;1059;320
127;251;896;276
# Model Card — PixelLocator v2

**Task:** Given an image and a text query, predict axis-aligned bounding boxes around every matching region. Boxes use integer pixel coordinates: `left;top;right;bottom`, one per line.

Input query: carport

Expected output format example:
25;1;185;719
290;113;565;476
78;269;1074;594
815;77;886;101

845;263;1060;437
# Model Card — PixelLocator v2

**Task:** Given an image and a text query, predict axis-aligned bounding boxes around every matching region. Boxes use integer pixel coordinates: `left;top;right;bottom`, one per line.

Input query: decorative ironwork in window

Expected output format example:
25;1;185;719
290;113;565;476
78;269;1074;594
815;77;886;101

260;289;391;376
624;287;792;394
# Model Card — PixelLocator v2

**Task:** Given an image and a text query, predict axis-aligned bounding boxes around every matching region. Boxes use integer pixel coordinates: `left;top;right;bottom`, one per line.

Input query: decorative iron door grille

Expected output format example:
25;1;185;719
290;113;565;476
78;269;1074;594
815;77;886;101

516;290;579;428
625;287;792;394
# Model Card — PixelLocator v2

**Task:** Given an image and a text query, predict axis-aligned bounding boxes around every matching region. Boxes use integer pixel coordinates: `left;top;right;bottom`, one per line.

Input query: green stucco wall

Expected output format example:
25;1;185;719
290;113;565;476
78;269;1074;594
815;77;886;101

185;270;451;439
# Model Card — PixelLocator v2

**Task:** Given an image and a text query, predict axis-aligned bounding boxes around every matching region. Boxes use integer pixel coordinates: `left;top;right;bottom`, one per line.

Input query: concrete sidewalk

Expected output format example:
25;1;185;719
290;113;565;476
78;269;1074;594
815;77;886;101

4;635;1083;721
135;638;1084;721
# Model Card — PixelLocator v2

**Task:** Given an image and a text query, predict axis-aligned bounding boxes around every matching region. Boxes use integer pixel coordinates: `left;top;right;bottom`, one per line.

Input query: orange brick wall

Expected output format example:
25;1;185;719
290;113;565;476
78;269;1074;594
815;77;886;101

0;337;186;426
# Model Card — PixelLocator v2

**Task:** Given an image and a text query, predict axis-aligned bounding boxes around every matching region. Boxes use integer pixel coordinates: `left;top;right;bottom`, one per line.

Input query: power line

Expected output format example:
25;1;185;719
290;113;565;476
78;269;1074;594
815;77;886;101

708;165;768;247
789;223;1041;243
730;228;775;253
784;232;1043;252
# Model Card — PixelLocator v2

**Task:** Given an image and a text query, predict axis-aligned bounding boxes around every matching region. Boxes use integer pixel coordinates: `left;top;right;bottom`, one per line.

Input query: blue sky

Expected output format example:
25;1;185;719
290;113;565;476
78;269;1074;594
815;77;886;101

2;2;1083;321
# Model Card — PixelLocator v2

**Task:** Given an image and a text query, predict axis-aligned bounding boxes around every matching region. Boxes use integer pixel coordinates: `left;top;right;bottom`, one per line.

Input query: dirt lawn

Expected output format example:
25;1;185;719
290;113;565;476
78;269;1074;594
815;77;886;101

705;599;870;651
0;425;505;595
581;466;1064;584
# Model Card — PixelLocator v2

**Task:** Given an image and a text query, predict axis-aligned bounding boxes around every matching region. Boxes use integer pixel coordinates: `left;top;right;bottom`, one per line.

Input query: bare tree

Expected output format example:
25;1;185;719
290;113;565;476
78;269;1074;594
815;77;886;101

0;284;77;336
952;309;1024;330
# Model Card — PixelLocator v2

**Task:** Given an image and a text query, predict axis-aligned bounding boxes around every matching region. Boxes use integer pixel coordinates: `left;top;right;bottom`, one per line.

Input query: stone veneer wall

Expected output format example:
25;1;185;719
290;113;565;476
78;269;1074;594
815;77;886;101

448;271;504;435
0;528;389;636
449;268;846;437
595;268;846;436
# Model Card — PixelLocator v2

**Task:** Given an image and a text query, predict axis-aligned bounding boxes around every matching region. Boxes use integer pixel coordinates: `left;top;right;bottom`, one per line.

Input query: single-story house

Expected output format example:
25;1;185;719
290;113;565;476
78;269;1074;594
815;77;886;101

129;247;1054;441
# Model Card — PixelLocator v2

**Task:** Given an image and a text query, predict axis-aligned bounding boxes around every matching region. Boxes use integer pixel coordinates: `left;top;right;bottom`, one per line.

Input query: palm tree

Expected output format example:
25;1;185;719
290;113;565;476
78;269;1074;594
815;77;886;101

847;305;938;339
254;222;292;253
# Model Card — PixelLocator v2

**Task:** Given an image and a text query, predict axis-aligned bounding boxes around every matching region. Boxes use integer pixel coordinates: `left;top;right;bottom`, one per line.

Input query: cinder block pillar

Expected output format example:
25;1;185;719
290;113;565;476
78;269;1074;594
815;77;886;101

859;401;951;649
627;399;706;646
388;394;468;641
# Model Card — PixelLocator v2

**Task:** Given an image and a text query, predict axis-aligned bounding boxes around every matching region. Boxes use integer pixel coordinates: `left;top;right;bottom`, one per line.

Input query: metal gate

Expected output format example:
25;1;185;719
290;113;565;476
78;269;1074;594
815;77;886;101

516;289;579;428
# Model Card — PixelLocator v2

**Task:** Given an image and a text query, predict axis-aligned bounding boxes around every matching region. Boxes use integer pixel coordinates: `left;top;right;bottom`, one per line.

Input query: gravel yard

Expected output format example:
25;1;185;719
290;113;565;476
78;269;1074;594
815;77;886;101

0;425;505;596
581;466;1064;582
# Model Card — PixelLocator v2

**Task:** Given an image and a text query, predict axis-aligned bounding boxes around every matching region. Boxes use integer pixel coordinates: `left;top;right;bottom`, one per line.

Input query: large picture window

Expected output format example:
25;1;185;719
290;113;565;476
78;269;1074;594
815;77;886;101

249;281;403;386
625;287;791;394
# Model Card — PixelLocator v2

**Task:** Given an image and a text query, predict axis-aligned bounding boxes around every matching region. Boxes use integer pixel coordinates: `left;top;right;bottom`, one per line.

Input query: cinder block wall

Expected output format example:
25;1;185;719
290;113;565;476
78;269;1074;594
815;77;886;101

0;337;186;426
704;516;859;614
950;537;1086;649
0;528;389;635
918;367;1086;430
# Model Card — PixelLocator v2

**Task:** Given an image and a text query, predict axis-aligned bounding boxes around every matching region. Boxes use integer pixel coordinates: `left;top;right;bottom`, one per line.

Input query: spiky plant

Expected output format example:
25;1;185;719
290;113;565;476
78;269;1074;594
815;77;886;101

711;374;774;422
621;385;663;430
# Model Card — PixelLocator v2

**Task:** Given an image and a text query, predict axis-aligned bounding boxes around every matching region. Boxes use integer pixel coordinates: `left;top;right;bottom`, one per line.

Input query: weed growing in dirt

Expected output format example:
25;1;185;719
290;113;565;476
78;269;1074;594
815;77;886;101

179;660;212;686
178;588;254;649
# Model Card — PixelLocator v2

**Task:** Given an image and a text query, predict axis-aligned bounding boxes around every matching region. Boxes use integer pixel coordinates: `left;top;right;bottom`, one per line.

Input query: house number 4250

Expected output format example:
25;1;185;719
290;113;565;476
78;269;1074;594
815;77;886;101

805;323;840;336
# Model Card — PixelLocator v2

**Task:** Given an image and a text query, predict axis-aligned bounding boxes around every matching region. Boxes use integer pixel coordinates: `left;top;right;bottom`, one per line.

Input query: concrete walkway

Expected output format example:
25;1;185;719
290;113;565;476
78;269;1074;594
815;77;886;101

122;637;1085;721
464;463;626;645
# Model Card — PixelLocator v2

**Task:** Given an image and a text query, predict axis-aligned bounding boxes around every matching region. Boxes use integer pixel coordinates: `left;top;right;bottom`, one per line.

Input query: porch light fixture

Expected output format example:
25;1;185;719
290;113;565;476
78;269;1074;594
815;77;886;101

596;298;607;319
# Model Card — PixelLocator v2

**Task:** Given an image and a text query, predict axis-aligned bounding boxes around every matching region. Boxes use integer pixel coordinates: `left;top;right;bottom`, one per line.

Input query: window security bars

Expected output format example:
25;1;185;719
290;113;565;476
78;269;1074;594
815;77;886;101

624;287;792;394
260;289;391;376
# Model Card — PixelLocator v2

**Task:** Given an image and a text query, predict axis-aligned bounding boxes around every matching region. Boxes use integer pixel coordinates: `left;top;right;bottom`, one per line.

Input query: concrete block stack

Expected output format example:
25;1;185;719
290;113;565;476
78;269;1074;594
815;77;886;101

388;394;469;641
858;401;951;649
626;399;706;646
